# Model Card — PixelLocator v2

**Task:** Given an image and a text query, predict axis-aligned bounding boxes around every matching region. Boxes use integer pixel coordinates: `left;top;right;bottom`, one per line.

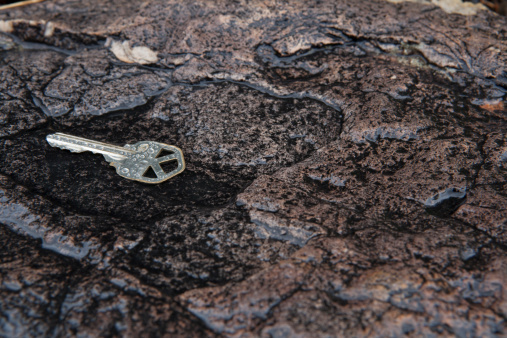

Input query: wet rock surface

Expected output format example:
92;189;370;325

0;0;506;336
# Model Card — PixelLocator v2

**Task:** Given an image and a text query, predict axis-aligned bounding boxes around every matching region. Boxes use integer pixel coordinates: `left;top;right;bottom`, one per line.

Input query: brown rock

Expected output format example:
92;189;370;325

0;0;506;336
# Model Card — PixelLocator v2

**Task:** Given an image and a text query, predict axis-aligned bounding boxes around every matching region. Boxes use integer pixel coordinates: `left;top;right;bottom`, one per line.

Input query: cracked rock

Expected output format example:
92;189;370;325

0;0;506;336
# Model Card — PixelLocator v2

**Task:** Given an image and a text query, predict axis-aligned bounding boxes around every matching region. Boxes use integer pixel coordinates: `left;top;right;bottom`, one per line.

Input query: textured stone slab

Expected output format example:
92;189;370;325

0;0;506;336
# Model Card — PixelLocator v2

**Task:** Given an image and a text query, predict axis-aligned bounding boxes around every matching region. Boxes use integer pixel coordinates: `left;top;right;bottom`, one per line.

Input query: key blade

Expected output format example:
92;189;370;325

46;133;132;161
47;134;86;153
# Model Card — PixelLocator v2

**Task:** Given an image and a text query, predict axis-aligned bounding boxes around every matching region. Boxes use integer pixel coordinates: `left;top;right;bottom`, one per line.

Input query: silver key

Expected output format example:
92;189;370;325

46;133;185;184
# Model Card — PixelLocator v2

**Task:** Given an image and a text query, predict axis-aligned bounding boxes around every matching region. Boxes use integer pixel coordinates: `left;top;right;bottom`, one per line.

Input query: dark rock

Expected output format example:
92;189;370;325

424;187;467;217
0;0;506;336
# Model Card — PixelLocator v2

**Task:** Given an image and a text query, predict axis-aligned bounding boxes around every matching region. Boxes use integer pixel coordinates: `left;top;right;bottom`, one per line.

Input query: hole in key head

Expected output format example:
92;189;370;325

156;148;175;158
142;166;158;178
160;160;179;174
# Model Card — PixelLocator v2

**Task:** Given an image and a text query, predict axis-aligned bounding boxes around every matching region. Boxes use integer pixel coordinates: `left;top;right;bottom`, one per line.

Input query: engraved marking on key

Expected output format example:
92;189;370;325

46;133;185;184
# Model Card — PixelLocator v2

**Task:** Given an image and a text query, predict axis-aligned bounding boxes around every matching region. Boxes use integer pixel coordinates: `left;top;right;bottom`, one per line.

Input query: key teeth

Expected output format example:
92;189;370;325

51;144;81;153
46;136;80;153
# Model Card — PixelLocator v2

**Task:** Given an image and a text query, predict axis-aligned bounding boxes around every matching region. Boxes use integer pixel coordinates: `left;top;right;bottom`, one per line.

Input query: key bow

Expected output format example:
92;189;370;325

115;141;185;184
